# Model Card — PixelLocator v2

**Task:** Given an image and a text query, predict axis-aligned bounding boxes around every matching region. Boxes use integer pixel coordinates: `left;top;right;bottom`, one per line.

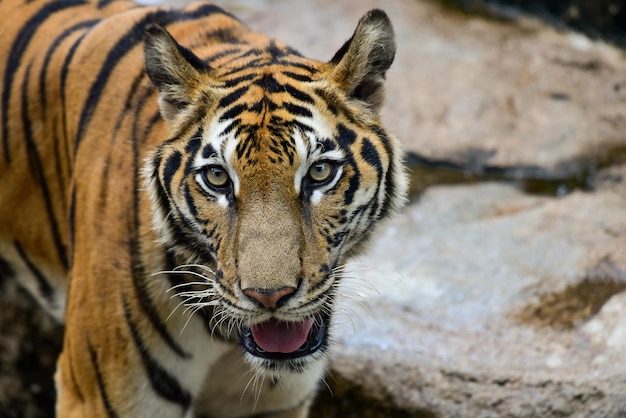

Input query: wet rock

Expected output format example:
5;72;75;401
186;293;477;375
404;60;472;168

326;182;626;416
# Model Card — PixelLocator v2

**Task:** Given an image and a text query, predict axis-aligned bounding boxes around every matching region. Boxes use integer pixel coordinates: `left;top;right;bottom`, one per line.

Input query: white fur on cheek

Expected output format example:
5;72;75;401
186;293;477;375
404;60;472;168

221;132;240;196
293;129;310;195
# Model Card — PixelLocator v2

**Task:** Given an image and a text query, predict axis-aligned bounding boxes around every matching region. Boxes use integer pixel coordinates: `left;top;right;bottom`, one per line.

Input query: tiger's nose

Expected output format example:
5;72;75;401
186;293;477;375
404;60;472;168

243;287;297;309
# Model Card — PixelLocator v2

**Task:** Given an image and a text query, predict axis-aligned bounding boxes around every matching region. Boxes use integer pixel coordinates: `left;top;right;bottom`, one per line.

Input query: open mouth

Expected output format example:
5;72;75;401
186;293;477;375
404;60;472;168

241;313;328;360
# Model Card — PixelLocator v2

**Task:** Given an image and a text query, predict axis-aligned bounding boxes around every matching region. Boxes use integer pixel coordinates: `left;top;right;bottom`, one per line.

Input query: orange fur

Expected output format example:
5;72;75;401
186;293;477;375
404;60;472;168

0;1;407;416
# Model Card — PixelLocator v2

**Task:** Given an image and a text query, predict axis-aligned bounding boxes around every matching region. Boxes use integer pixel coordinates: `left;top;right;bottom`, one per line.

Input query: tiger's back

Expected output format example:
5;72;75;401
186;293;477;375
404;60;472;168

0;1;407;417
0;0;261;320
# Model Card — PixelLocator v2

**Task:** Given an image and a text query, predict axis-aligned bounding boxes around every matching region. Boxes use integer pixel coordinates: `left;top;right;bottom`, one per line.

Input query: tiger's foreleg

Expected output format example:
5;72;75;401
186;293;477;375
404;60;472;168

54;270;231;417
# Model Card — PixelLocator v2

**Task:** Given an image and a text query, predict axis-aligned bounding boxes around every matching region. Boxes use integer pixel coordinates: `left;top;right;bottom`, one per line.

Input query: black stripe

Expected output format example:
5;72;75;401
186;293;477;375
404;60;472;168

282;71;312;82
219;103;247;121
73;10;167;156
336;123;356;148
223;47;263;65
60;28;91;170
183;130;202;176
284;102;312;118
99;152;111;211
14;241;55;306
266;40;287;61
97;0;116;8
221;57;265;77
2;0;86;163
336;125;359;206
256;73;282;93
88;342;120;418
319;138;337;151
144;111;163;137
164;209;216;260
360;138;382;176
73;4;233;157
186;3;239;21
371;126;396;220
223;73;256;88
202;143;217;159
172;206;216;255
164;251;185;290
199;27;241;45
128;76;192;360
310;271;333;293
185;131;202;153
0;255;14;280
52;119;68;212
131;79;162;148
219;119;241;137
313;88;338;115
361;138;383;220
278;60;315;73
123;296;192;409
68;187;77;269
217;85;249;108
130;194;191;356
111;71;146;136
39;20;99;118
284;84;313;103
100;73;149;212
204;47;243;67
293;119;313;133
283;145;295;165
21;62;68;270
334;125;360;206
184;183;197;217
67;345;85;404
162;150;182;188
235;133;254;160
344;164;360;205
249;100;264;114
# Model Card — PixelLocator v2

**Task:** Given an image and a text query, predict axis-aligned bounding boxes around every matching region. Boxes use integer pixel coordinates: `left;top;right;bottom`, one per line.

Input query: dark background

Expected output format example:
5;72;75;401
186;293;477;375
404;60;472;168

445;0;626;49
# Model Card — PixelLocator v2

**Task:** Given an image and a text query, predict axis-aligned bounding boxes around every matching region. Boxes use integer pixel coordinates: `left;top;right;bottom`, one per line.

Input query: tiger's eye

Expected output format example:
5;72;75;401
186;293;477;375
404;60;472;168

308;162;333;183
204;166;229;188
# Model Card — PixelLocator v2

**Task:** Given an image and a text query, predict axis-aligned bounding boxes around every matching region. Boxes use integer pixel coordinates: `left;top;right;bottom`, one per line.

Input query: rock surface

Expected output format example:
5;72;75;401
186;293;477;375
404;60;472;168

326;182;626;416
2;0;626;417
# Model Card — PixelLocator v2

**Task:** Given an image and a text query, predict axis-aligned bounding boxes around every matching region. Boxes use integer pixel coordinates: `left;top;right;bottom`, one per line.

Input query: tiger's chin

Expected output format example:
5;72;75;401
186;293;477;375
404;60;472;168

239;311;331;374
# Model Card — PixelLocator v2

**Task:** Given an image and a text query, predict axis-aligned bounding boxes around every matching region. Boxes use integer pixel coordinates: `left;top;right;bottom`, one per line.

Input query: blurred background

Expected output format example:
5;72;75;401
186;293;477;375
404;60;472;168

1;0;625;416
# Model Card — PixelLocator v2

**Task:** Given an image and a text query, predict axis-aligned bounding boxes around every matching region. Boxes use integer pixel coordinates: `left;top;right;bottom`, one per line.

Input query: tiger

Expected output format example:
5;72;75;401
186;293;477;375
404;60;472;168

0;0;408;416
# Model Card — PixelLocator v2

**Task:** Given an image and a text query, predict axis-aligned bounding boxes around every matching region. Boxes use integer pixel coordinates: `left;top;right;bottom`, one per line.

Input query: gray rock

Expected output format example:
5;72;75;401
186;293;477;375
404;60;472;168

328;182;626;416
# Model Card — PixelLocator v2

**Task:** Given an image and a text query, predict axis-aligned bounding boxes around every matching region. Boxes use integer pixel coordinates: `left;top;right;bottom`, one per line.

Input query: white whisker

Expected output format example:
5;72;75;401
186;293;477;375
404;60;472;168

165;281;214;292
241;368;260;404
320;368;334;396
155;269;216;282
173;263;216;274
165;298;188;323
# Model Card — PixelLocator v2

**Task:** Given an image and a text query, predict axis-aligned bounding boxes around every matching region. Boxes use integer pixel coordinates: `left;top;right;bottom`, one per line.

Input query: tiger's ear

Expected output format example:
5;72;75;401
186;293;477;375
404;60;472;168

144;24;209;123
329;9;395;112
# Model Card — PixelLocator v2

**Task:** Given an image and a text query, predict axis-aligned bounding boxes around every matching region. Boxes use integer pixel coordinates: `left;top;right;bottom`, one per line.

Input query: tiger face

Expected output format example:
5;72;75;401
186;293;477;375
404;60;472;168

143;10;407;375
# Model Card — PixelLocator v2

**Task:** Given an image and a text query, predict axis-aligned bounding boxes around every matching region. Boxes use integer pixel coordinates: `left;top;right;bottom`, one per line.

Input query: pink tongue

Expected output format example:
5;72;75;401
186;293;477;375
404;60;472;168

250;318;314;353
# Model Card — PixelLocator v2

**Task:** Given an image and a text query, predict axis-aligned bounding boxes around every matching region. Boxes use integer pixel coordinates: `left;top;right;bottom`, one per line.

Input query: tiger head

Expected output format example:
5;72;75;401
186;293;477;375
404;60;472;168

143;10;407;374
